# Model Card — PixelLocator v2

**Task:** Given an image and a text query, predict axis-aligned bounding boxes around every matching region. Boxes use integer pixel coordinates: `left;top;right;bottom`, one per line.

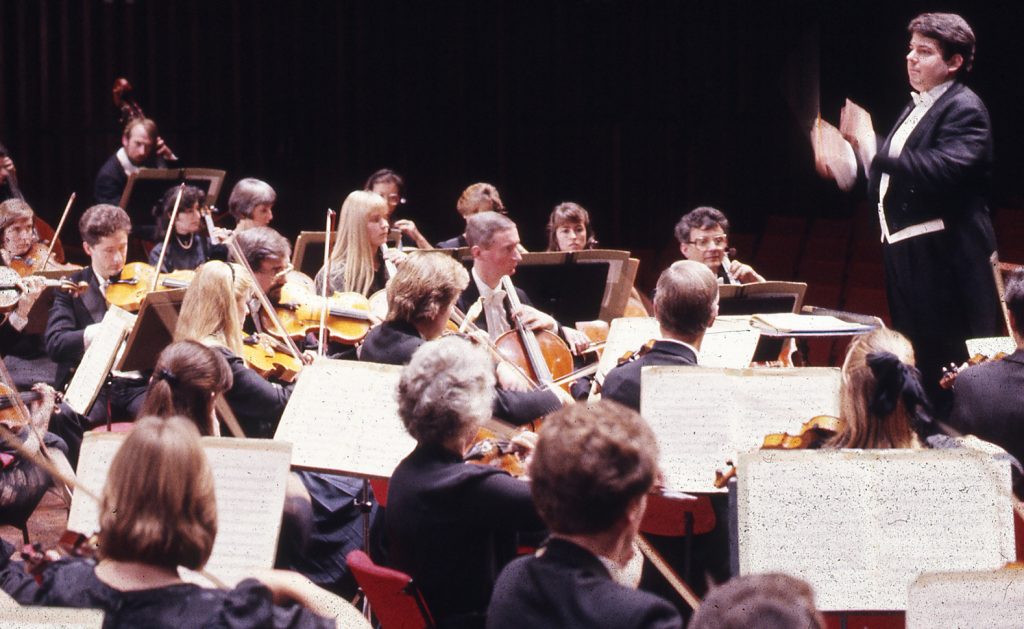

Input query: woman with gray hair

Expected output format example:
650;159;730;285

228;177;277;229
386;336;545;629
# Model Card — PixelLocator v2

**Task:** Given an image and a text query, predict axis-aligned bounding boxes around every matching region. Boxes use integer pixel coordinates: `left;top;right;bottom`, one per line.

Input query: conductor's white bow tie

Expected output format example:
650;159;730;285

911;91;935;107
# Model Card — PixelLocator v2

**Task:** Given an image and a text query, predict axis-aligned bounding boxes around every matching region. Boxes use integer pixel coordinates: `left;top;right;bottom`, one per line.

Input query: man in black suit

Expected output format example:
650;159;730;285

602;260;718;411
94;118;169;206
949;271;1024;486
488;399;683;629
455;211;590;353
44;204;144;423
841;12;1002;409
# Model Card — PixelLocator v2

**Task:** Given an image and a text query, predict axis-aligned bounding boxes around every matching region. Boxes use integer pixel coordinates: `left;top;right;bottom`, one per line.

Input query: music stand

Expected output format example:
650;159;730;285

718;281;807;362
119;168;226;239
116;289;186;372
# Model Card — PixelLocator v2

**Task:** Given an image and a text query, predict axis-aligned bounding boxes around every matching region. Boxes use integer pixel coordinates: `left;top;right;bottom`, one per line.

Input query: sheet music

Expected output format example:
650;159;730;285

965;336;1016;358
0;607;104;627
737;449;1015;611
68;432;291;586
275;359;416;478
64;306;136;415
908;570;1024;628
640;367;840;493
597;317;660;380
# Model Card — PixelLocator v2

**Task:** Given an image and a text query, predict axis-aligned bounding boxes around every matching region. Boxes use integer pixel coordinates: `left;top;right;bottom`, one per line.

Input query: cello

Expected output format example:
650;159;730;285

492;275;574;387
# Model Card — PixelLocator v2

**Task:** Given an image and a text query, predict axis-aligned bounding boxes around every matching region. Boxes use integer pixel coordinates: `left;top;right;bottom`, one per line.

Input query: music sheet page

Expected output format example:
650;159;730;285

0;607;104;627
908;570;1024;628
737;449;1015;611
275;359;416;479
640;366;840;493
64;306;136;414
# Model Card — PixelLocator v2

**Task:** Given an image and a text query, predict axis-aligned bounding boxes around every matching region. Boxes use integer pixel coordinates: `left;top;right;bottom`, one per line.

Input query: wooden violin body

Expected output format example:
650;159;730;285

241;333;302;383
464;426;528;477
714;415;846;488
266;282;373;345
104;262;194;312
939;352;1008;390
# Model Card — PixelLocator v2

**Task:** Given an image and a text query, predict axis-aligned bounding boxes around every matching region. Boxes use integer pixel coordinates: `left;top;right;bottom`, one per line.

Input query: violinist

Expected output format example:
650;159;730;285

387;336;545;628
456;211;590;353
173;261;379;597
602;260;718;411
44;204;145;424
0;142;17;203
436;182;506;249
314;190;403;297
675;207;764;285
544;201;599;253
94;118;169;206
0;415;361;627
233;226;292;307
488;400;683;629
0;200;50;361
948;272;1024;476
823;328;932;450
228;177;277;230
147;185;228;272
359;250;563;424
365;168;432;249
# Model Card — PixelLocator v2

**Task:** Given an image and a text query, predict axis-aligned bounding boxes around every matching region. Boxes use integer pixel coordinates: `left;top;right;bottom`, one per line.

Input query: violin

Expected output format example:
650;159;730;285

493;275;574;388
241;333;302;383
0;266;88;314
4;193;77;274
265;282;374;345
21;531;98;584
713;415;846;488
939;352;1008;390
464;426;531;477
104;262;194;312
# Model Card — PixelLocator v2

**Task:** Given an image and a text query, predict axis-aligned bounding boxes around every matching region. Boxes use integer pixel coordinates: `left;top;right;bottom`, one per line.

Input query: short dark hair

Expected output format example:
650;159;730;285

909;12;976;73
79;204;131;246
674;206;729;244
531;400;658;535
457;182;505;217
233;226;292;271
545;201;598;251
1004;270;1024;331
364;168;405;195
654;260;718;336
465;211;516;249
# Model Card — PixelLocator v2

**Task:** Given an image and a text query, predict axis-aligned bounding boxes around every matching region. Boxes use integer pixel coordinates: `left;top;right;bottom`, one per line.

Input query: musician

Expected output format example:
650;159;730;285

387;336;545;628
0;416;361;627
545;201;598;252
229;177;277;230
314;190;402;297
173;262;372;596
44;204;146;423
488;400;683;629
675;207;763;285
365;168;431;249
455;211;590;353
0;143;17;203
148;185;228;272
948;272;1024;475
840;13;1002;409
233;226;293;306
436;182;506;249
94;118;169;206
824;328;931;449
687;573;823;629
0;199;50;361
359;250;563;424
602;260;718;411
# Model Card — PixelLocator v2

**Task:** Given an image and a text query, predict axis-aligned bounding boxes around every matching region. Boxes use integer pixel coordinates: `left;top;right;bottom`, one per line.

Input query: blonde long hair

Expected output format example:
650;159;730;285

174;260;252;355
829;328;922;449
329;190;387;295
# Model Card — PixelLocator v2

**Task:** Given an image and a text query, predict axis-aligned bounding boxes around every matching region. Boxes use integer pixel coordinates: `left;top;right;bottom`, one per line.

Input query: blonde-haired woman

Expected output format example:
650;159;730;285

0;415;364;627
315;190;401;297
826;328;932;449
175;260;289;438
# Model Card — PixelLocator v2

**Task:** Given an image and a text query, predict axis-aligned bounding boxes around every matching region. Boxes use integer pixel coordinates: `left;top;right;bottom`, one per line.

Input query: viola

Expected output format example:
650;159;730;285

0;267;88;314
464;426;533;477
241;333;302;383
265;282;374;345
104;262;194;312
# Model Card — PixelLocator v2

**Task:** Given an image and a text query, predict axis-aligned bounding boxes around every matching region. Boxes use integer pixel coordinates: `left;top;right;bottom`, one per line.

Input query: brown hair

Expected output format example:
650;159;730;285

387;251;469;324
123;117;159;141
0;198;34;237
233;226;292;271
531;400;658;534
139;340;233;436
654;260;718;337
457;183;505;218
98;416;217;570
545;202;598;252
909;13;976;73
228;178;277;220
674;206;729;245
827;328;922;449
78;204;132;246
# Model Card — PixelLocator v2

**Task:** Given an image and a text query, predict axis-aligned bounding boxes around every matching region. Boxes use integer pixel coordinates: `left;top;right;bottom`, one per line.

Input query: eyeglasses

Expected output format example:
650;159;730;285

384;194;407;205
687;235;728;250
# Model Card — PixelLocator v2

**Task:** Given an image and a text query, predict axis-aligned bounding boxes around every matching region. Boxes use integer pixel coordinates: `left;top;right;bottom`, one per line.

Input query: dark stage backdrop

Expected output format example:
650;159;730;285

2;1;1022;275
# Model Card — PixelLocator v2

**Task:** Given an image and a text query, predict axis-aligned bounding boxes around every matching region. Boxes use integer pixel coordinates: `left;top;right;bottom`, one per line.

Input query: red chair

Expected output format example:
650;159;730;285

640;493;717;584
369;478;389;508
346;549;434;629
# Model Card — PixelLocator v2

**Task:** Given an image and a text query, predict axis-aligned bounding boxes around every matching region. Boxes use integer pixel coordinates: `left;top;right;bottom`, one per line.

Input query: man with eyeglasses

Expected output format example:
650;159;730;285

675;206;764;285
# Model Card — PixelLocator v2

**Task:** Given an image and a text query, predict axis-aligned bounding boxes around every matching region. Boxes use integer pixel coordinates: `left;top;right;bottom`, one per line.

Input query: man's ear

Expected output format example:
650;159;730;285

679;242;689;259
470;244;482;259
946;53;964;76
82;241;93;258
